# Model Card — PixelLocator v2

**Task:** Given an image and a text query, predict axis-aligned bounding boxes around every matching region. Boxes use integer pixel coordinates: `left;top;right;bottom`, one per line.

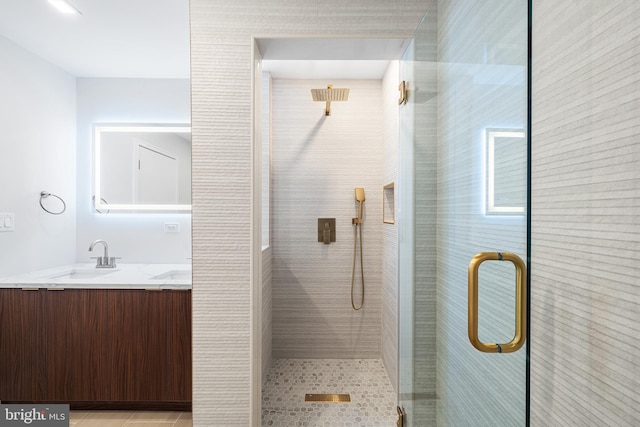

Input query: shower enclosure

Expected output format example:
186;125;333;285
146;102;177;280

397;1;530;426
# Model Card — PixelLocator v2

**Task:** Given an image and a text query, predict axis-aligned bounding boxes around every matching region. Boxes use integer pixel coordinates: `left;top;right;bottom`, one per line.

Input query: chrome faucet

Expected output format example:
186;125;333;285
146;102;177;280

88;239;118;268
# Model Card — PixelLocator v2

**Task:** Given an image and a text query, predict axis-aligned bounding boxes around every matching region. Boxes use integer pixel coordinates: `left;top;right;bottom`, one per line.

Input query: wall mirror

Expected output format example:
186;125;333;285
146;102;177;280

486;128;526;215
94;124;191;212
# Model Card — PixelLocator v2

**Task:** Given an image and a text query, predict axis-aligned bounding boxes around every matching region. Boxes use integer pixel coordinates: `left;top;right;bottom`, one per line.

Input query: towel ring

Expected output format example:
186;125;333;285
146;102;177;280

39;191;66;215
92;195;110;214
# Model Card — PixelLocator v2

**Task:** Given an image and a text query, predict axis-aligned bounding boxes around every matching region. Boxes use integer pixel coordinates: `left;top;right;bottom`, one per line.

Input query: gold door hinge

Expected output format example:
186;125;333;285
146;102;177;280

397;406;406;427
398;81;408;105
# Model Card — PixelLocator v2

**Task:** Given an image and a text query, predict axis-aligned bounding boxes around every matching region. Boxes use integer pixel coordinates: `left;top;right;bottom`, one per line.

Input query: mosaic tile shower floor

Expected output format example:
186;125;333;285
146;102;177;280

262;359;397;427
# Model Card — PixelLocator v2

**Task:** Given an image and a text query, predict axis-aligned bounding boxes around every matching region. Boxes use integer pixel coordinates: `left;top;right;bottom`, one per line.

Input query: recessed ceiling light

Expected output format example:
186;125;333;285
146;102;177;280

48;0;81;15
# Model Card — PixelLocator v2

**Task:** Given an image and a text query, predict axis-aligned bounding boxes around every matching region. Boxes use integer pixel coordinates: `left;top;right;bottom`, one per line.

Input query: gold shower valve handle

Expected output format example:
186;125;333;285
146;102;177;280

317;218;336;243
468;251;527;353
352;218;361;224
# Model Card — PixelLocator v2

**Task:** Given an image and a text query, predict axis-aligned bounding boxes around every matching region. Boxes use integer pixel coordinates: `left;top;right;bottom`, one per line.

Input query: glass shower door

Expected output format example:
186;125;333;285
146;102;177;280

398;1;530;426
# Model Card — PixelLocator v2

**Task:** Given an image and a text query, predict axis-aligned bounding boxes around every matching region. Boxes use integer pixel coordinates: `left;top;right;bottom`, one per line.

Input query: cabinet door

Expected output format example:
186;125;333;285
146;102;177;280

107;290;169;401
45;289;108;401
0;289;46;401
167;290;192;401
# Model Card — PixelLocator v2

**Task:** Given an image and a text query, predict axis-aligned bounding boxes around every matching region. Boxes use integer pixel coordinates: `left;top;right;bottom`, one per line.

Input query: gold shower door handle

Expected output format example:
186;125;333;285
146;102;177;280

468;252;527;353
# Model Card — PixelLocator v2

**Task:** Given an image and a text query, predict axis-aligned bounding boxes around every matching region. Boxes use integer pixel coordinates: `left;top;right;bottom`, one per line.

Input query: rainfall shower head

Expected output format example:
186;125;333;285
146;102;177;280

311;84;350;116
311;85;350;102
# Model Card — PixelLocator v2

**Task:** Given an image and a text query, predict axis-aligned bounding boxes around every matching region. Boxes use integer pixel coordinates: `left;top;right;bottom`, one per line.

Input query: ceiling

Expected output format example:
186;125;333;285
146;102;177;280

0;1;409;80
258;38;409;79
0;0;190;78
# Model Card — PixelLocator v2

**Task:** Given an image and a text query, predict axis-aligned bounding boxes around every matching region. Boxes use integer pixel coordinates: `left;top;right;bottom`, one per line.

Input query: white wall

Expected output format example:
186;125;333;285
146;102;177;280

531;2;640;426
75;78;191;264
0;36;76;277
271;78;383;359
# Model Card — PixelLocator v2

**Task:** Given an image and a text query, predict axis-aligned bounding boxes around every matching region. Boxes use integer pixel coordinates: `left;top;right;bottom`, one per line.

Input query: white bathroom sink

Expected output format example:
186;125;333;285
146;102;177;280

49;269;117;280
151;270;192;280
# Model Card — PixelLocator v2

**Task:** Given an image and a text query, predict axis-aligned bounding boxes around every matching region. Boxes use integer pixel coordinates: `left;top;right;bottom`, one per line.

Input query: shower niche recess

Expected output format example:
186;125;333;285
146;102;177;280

383;182;395;224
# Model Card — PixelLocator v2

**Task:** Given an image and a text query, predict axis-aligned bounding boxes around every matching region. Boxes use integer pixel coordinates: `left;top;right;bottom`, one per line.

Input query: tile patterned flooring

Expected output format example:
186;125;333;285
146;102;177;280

262;359;397;426
70;411;191;427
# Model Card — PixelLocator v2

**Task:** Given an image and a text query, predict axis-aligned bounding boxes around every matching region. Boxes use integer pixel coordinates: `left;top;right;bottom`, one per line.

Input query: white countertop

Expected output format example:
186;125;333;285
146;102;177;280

0;263;192;290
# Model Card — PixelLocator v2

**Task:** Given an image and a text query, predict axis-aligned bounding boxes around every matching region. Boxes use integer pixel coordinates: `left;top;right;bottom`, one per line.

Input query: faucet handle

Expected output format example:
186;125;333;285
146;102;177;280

106;257;121;268
90;256;103;267
94;256;120;268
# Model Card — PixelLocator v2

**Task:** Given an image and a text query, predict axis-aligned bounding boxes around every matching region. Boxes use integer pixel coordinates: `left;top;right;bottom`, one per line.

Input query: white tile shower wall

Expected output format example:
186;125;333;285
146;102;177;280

0;36;77;277
262;73;273;385
75;78;192;264
190;1;429;424
262;72;272;249
381;61;399;392
262;247;273;384
531;2;640;426
271;79;383;359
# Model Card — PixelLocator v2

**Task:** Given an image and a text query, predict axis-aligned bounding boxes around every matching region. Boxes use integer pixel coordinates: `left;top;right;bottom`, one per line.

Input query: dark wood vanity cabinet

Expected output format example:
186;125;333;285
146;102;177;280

167;290;192;402
108;290;169;402
0;288;191;410
107;289;192;404
0;289;46;401
45;289;109;402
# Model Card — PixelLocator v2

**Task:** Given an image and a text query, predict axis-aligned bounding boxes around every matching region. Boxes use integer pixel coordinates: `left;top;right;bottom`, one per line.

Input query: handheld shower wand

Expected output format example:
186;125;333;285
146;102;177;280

351;187;366;310
355;187;365;222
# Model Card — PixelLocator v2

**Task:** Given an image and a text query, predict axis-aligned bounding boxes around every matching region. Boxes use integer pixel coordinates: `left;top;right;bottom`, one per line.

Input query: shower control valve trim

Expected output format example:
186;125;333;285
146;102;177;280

317;218;336;244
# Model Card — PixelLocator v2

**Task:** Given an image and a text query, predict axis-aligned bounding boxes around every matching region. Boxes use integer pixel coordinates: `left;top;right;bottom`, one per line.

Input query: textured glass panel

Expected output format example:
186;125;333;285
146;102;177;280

398;1;529;426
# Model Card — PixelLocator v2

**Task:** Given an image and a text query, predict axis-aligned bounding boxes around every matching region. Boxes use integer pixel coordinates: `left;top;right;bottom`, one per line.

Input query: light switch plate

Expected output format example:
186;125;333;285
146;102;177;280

164;222;180;233
0;213;15;232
